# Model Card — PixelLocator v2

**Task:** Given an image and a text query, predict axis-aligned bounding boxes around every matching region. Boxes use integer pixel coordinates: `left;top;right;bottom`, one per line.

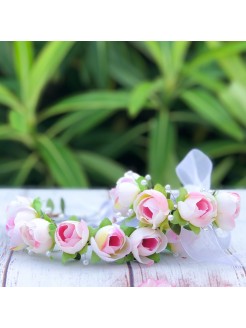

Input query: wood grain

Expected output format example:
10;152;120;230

0;189;245;287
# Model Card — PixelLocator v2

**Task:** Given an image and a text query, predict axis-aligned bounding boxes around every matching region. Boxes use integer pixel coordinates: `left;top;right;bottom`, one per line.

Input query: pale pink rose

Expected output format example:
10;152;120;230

215;191;240;231
6;196;37;250
178;192;217;228
55;220;89;254
134;189;170;229
138;278;173;287
130;227;167;265
110;171;140;216
20;218;53;254
90;225;132;262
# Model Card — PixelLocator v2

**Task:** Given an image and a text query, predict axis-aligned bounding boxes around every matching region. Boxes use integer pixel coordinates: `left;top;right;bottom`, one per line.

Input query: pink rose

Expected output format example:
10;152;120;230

138;278;173;287
20;218;53;254
134;189;170;229
90;225;132;262
178;192;217;228
110;171;140;216
130;227;167;265
55;220;89;254
215;191;240;231
6;196;37;250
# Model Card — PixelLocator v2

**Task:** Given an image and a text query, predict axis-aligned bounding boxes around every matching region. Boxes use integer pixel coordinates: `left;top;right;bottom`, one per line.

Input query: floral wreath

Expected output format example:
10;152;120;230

5;149;240;266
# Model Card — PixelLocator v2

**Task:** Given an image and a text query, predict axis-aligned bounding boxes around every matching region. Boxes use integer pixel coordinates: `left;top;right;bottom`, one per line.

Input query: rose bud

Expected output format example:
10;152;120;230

215;191;240;231
20;218;53;254
178;192;217;228
90;225;132;262
110;171;140;216
130;227;167;265
134;190;170;229
55;220;89;254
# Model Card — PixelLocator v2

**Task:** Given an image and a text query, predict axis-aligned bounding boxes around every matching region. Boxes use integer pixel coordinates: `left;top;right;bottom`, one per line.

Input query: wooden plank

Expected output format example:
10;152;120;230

0;189;245;287
0;189;130;287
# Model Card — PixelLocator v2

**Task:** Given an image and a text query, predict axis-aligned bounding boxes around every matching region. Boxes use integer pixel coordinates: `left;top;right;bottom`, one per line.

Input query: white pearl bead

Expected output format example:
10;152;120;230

46;251;51;257
28;249;33;256
173;252;179;257
145;174;151;181
165;184;171;191
127;209;134;217
141;180;147;186
115;212;122;218
83;259;89;266
173;204;178;209
168;214;174;221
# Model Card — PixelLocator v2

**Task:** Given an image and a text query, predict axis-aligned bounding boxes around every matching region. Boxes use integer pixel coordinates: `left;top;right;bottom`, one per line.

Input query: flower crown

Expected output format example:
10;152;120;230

5;149;241;266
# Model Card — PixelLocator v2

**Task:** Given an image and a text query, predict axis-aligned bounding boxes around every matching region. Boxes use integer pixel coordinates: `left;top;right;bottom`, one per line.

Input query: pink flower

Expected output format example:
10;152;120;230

215;191;240;231
20;218;53;254
130;227;167;265
138;278;173;287
6;196;37;250
55;220;89;254
178;192;217;228
134;189;170;229
110;171;140;216
90;225;132;262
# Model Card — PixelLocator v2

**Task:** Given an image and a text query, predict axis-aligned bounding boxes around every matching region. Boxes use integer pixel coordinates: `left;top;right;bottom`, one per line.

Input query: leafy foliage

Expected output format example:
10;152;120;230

0;41;245;188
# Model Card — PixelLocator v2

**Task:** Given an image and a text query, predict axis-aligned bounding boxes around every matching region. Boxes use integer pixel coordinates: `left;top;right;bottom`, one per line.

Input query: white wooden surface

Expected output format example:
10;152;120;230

0;189;246;287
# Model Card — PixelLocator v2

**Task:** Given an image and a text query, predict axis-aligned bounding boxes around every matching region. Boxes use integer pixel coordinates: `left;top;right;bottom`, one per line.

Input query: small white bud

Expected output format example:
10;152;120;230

83;259;89;266
168;214;174;221
145;174;151;181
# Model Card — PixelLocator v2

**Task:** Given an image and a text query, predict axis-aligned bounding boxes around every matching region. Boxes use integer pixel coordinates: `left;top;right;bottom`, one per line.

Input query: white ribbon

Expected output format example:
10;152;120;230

175;149;235;265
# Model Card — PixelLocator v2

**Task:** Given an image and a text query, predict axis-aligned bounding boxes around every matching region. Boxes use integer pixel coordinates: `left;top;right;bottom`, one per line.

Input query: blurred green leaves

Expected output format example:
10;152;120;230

0;41;245;188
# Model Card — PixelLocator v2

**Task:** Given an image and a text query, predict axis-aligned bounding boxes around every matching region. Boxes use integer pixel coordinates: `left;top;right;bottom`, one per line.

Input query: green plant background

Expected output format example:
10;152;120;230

0;41;245;188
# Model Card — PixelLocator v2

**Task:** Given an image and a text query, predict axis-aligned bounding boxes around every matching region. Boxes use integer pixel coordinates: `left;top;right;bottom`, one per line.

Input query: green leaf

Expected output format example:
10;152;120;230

176;187;188;202
172;210;187;226
99;218;112;228
60;198;65;213
128;79;163;118
189;223;200;235
13;41;33;103
8;111;28;133
91;251;101;264
159;218;170;232
116;253;135;264
78;244;88;255
62;252;77;264
88;226;99;238
29;41;75;110
12;153;38;186
148;111;179;186
154;184;167;196
69;215;79;222
39;90;130;122
147;253;161;263
120;225;136;237
219;82;246;127
167;199;174;211
200;140;246;158
212;157;235;186
77;151;125;185
37;136;88;187
184;41;246;71
181;89;245;141
46;198;55;212
43;213;53;224
0;83;24;113
169;222;181;235
144;42;165;75
48;223;57;240
32;198;42;214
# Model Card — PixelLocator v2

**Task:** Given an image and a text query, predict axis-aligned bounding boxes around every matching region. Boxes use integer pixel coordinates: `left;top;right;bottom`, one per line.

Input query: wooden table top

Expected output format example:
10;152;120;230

1;188;245;287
